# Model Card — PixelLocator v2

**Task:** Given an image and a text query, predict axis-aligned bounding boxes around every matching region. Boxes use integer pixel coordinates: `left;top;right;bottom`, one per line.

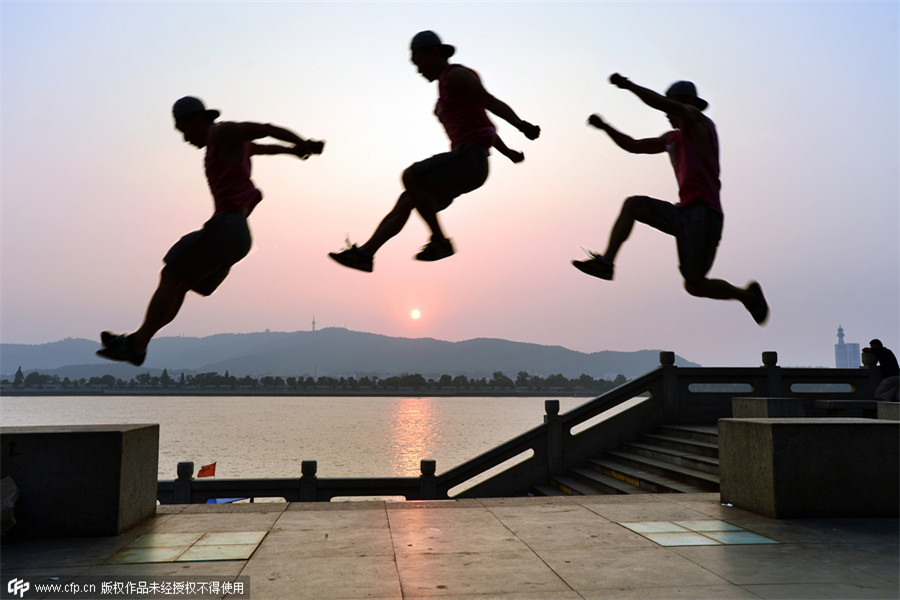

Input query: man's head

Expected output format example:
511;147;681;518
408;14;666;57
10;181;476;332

870;339;884;350
665;81;708;111
172;96;219;148
410;30;454;81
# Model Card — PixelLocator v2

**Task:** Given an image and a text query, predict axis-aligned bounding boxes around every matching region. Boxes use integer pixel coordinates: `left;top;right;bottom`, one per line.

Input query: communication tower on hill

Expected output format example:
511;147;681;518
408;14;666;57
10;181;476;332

312;315;316;332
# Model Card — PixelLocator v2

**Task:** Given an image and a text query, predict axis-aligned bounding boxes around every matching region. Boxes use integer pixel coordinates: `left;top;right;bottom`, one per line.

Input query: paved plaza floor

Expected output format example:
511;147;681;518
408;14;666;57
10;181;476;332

2;493;897;599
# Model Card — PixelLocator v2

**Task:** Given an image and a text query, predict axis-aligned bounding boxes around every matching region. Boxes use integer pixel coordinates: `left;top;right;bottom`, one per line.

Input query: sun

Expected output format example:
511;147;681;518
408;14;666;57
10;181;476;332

410;309;421;320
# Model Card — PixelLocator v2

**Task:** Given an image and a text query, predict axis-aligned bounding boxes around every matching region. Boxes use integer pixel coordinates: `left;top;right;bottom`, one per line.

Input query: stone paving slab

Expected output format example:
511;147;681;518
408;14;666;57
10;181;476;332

2;493;898;599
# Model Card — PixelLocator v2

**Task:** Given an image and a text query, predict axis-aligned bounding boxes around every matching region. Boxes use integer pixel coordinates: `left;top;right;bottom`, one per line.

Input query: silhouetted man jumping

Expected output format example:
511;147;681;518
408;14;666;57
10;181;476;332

329;30;540;272
573;74;769;325
97;96;324;366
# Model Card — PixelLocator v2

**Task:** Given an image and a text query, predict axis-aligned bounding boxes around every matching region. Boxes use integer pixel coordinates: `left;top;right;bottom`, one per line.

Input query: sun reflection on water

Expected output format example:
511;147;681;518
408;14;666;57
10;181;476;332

388;397;442;477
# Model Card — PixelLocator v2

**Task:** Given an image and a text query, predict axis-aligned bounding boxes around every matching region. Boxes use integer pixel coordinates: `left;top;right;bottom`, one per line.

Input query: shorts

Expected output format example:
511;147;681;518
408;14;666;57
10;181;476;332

645;198;723;283
405;141;490;211
163;211;252;296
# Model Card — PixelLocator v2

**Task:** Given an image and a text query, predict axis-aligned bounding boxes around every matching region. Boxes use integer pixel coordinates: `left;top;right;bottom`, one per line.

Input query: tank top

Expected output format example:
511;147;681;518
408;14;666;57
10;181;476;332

435;64;497;150
665;114;722;215
205;124;263;215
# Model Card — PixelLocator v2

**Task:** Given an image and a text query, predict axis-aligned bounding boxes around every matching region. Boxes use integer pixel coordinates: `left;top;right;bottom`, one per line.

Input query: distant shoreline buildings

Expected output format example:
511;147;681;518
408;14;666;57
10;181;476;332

834;326;861;368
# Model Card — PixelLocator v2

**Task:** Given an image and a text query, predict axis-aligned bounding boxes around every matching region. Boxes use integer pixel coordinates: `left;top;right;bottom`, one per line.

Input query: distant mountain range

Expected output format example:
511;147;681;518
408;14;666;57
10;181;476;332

0;327;699;381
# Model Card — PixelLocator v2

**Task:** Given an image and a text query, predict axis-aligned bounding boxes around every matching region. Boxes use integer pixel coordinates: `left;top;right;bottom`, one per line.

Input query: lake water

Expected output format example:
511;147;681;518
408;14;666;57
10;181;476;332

0;396;586;480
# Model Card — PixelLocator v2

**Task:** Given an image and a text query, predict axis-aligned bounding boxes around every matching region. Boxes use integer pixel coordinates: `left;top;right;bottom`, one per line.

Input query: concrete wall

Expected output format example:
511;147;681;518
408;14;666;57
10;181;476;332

719;418;899;518
0;424;159;537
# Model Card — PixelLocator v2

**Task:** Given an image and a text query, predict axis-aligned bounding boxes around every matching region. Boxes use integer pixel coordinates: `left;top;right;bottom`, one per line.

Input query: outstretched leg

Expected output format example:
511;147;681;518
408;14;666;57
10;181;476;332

574;195;662;280
604;195;661;262
401;167;454;261
332;169;452;271
685;279;769;325
359;191;417;256
359;166;448;256
98;267;192;365
131;267;193;351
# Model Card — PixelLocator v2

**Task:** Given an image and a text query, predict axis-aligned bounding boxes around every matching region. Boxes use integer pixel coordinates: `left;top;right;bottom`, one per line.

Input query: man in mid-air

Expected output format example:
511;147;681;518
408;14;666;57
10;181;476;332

97;96;324;366
573;74;768;325
329;30;540;272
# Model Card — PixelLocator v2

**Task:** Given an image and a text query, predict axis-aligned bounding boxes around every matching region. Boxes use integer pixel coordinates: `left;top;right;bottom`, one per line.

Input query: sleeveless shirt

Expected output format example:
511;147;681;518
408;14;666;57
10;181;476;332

435;65;496;150
665;114;722;214
205;124;263;215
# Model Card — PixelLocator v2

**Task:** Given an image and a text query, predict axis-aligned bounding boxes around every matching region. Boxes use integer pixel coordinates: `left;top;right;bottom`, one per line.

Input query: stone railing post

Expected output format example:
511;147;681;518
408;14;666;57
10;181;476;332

659;351;679;420
174;461;193;504
419;459;437;500
300;460;318;502
861;349;879;398
544;399;562;476
762;351;781;396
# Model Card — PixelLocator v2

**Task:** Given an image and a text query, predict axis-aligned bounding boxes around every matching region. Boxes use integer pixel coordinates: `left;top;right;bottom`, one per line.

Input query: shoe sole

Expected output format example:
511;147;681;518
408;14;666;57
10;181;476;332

96;346;146;367
572;260;613;280
328;253;372;272
415;251;454;262
747;282;769;325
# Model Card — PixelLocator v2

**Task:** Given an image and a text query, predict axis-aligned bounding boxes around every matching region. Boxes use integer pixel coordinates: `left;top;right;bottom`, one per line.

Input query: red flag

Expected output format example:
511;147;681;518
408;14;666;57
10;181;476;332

197;462;216;478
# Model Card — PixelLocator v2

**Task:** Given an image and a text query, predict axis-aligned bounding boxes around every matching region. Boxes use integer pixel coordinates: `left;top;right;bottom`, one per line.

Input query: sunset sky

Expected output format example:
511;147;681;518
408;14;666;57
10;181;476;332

2;1;897;369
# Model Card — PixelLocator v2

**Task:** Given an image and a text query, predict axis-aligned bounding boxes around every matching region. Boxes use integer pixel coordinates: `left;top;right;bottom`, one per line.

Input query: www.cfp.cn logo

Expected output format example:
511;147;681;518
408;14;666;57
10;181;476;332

7;578;30;598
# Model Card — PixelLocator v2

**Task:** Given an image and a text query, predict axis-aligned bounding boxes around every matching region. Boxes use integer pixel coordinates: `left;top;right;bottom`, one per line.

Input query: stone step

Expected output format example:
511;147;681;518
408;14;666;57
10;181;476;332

638;432;719;458
623;441;720;475
600;450;720;490
587;456;709;494
568;466;651;494
550;475;608;496
656;424;719;445
531;484;568;497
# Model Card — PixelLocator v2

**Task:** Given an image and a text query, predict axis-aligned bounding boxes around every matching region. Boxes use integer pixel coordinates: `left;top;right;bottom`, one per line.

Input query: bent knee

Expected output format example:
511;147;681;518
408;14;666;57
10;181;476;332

401;166;419;190
623;195;650;213
683;279;706;297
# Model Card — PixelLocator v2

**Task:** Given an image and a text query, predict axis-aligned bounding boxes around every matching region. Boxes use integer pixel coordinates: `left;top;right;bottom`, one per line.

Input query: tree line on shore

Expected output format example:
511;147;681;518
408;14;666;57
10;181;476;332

6;367;628;393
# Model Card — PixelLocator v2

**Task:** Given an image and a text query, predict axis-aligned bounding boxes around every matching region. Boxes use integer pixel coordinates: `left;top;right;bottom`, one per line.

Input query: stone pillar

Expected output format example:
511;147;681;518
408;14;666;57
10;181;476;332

544;400;562;476
300;460;318;502
419;460;437;500
174;461;194;504
762;351;781;397
659;351;678;420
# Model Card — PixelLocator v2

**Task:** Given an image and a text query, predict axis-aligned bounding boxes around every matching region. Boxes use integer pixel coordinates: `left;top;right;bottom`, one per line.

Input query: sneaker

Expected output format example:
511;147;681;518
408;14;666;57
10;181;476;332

572;252;614;280
96;333;146;366
328;244;373;272
746;281;769;325
415;238;454;262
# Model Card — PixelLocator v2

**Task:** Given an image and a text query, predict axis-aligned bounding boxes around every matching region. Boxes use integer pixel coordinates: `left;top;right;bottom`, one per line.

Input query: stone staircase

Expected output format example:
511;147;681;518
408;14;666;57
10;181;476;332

533;425;720;496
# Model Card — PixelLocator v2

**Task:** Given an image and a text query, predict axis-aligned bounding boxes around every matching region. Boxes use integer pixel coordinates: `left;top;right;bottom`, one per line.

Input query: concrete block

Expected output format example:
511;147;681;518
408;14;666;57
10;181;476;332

877;402;900;420
0;424;159;537
814;399;877;418
731;397;811;418
719;418;899;518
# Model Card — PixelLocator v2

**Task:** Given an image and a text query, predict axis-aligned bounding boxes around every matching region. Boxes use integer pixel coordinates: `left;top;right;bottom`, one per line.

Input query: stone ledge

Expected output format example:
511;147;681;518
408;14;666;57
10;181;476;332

719;418;899;518
0;424;159;537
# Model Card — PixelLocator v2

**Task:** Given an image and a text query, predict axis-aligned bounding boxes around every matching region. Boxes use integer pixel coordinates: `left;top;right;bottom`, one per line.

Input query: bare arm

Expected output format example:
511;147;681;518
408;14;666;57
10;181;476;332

212;121;325;160
447;68;540;140
610;73;691;121
251;140;325;159
492;134;524;163
610;73;715;158
587;114;666;154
